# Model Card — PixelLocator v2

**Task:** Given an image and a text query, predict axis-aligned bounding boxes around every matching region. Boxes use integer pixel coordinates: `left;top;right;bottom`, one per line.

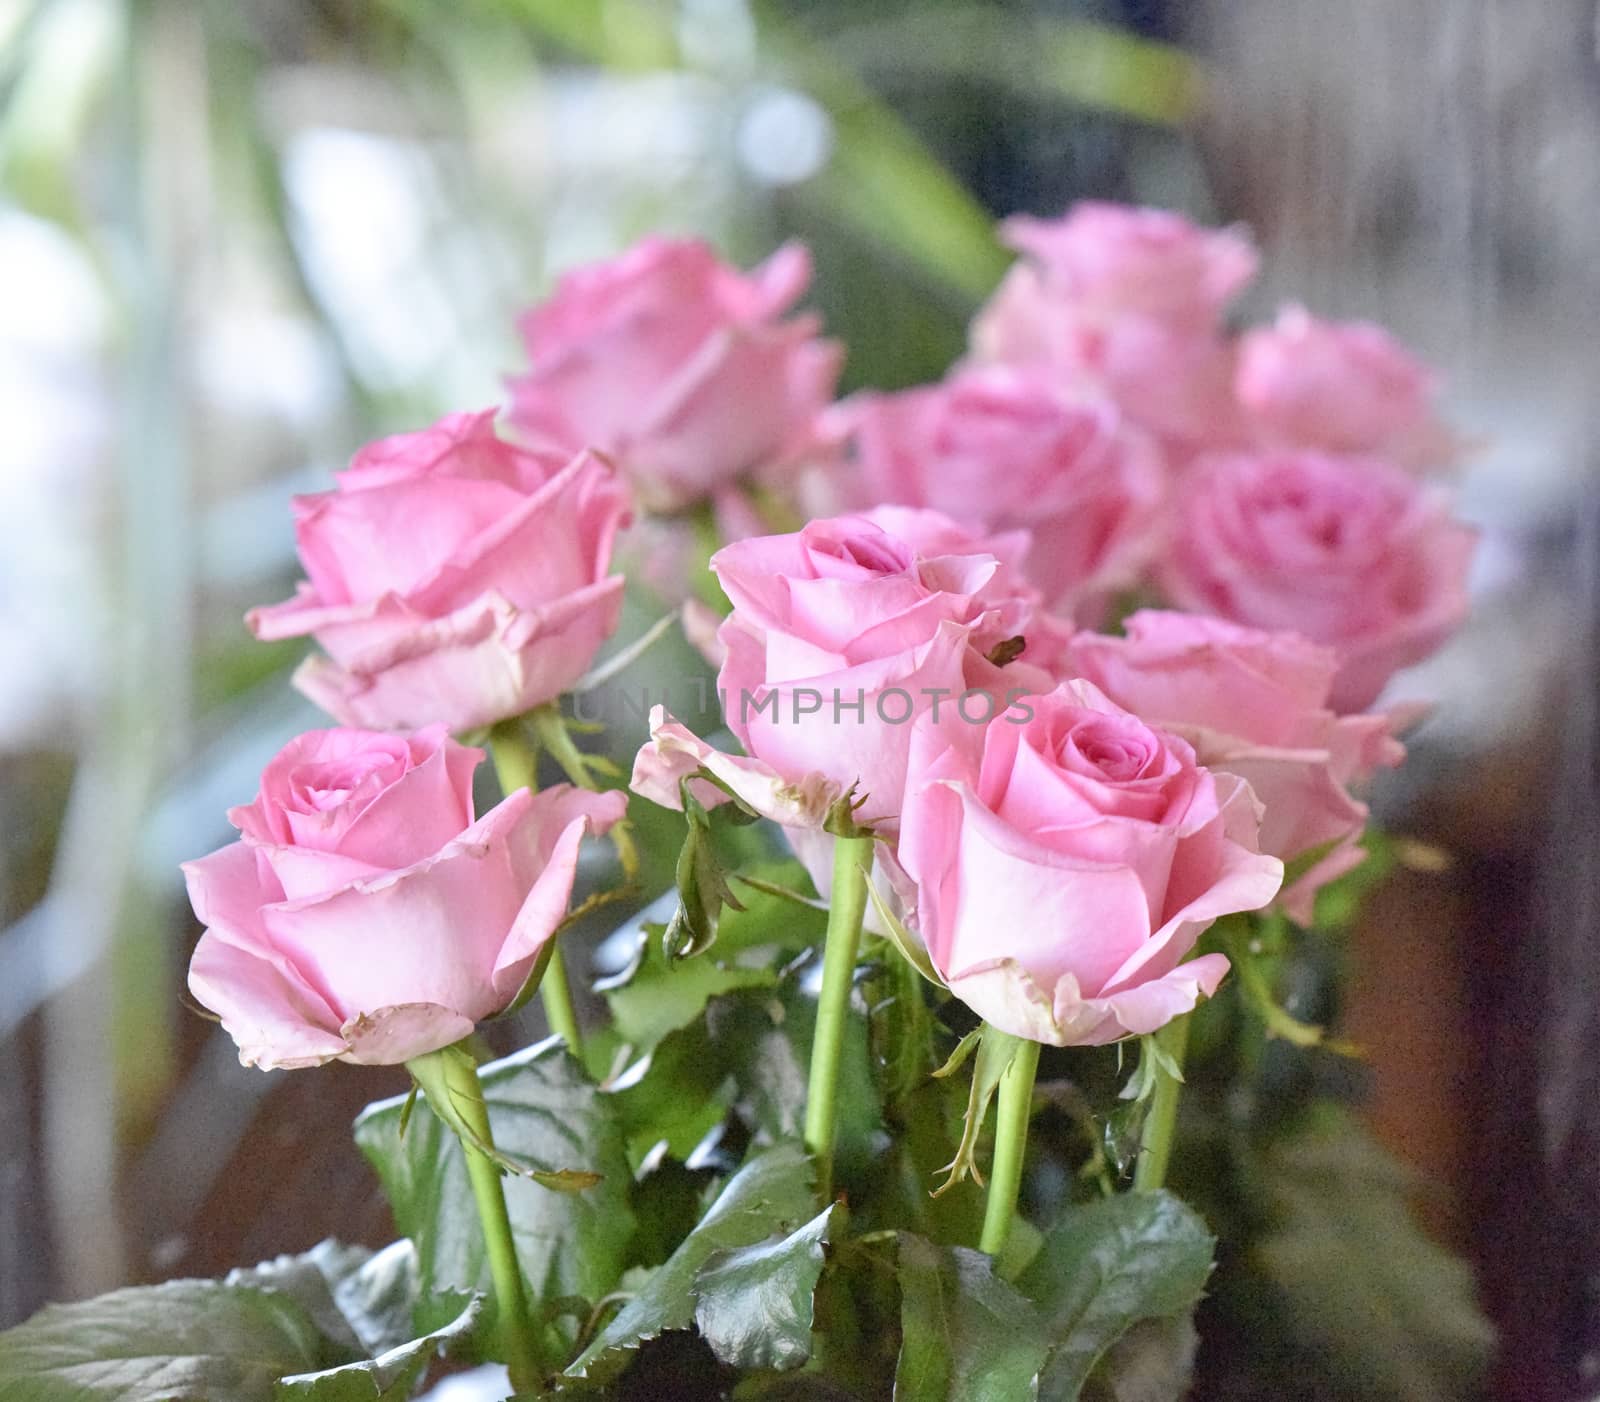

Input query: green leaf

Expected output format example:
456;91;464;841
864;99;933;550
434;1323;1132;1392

565;1141;816;1381
1015;1191;1215;1401
1252;1112;1492;1402
1078;1314;1198;1402
353;1042;635;1353
235;1241;481;1392
693;1202;840;1371
719;964;885;1175
864;934;941;1109
935;1024;1024;1196
274;1274;478;1401
0;1281;332;1402
610;958;884;1180
0;1240;481;1402
664;788;745;960
862;874;942;987
609;1012;738;1162
1220;916;1357;1054
225;1240;377;1355
598;912;776;1053
894;1233;1050;1400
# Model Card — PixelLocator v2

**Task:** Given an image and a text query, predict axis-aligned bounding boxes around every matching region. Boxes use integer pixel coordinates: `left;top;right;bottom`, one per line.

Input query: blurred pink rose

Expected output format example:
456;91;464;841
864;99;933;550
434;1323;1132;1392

1065;611;1404;922
250;410;629;734
970;204;1254;456
506;237;842;513
841;366;1165;615
898;680;1282;1045
1158;451;1476;711
1236;306;1459;467
184;726;624;1070
1001;202;1258;326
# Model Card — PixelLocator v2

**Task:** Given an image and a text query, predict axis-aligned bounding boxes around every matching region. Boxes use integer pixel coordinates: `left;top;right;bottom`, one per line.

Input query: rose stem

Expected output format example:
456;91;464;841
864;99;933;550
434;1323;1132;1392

979;1035;1041;1262
488;719;583;1055
1133;1013;1192;1193
408;1047;540;1391
804;834;874;1200
528;702;639;880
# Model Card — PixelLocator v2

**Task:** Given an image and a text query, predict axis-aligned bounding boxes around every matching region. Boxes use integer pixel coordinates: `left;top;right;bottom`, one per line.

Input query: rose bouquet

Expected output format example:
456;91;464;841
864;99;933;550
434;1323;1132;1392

0;207;1485;1401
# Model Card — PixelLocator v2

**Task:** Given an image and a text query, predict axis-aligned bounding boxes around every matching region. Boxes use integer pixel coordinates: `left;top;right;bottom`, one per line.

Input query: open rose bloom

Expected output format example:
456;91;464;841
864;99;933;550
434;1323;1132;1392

970;202;1255;455
899;681;1283;1045
1066;612;1405;922
184;726;624;1069
632;507;1062;836
838;366;1165;616
1236;306;1460;468
249;410;630;734
1160;450;1477;711
507;237;842;513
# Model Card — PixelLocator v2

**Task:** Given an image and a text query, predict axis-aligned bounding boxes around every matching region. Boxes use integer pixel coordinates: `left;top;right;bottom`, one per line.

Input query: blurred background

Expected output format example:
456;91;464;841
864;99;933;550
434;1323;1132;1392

2;0;1596;1398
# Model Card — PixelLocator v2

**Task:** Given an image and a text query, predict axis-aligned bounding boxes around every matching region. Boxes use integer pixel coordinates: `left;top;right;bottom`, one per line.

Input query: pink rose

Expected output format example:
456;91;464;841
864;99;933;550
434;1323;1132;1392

898;680;1282;1045
969;206;1252;456
1001;202;1257;326
1064;611;1404;922
506;237;842;513
249;410;629;734
841;366;1165;615
709;507;1058;831
184;726;625;1070
1157;451;1477;711
1235;306;1459;468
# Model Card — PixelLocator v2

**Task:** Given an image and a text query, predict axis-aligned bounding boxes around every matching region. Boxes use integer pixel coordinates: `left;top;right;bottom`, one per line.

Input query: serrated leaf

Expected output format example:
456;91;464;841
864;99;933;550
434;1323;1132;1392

714;962;885;1174
565;1142;817;1381
1016;1191;1215;1401
693;1202;839;1371
275;1279;479;1401
354;1042;635;1358
0;1280;333;1402
0;1240;479;1402
226;1240;376;1355
894;1234;1049;1400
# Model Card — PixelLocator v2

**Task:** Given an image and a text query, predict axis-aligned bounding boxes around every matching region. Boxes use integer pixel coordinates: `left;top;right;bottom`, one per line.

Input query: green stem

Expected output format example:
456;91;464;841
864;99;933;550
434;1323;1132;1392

978;1036;1041;1261
1133;1013;1192;1193
530;702;639;881
408;1047;539;1391
488;719;583;1054
804;833;873;1200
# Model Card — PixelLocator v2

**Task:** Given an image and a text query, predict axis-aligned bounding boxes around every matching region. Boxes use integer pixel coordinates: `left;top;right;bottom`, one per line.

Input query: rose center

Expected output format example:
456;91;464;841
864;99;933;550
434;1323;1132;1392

289;753;402;813
1061;717;1158;782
